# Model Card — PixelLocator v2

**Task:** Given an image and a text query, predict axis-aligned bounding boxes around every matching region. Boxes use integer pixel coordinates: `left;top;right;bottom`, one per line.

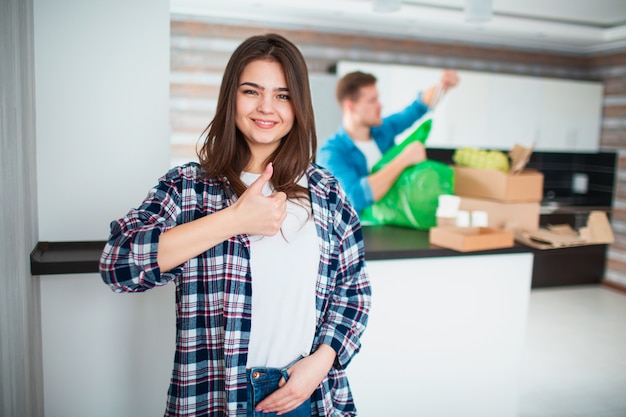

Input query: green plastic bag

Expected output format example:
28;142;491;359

372;119;433;170
360;119;454;230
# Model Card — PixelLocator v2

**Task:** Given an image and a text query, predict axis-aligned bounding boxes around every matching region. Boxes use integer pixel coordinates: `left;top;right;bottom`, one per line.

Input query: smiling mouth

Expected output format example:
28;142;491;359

253;119;278;128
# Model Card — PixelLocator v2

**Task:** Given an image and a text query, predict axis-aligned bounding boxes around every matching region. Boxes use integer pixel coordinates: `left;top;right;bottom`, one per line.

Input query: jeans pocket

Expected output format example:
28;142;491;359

280;354;304;383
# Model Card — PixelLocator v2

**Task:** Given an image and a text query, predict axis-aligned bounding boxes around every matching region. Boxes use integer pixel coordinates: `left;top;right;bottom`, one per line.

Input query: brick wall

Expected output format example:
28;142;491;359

591;52;626;287
170;16;626;287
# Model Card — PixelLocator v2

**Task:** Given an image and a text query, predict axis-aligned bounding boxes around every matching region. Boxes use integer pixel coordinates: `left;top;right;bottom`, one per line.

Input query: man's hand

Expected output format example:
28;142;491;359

368;140;426;202
440;69;459;90
397;141;427;169
423;69;460;108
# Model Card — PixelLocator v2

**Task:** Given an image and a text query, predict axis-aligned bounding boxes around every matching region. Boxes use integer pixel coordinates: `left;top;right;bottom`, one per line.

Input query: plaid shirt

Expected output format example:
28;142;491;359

100;162;371;417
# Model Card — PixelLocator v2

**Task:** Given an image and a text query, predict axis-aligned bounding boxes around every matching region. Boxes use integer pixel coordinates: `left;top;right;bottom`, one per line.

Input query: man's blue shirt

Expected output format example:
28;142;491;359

318;97;429;212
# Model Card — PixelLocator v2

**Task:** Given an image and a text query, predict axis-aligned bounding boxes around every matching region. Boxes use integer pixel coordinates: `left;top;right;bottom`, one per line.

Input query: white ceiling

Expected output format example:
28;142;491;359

171;0;626;55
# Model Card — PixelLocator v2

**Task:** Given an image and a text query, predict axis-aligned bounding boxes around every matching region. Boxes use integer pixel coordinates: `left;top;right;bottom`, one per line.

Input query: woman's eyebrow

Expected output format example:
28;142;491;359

239;81;289;92
240;81;262;89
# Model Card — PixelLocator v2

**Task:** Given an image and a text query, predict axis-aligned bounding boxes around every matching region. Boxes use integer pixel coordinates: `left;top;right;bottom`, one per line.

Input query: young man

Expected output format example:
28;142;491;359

318;69;459;212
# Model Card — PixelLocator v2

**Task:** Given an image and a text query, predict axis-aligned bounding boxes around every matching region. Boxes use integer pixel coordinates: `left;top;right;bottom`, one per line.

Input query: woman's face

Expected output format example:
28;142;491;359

236;59;295;170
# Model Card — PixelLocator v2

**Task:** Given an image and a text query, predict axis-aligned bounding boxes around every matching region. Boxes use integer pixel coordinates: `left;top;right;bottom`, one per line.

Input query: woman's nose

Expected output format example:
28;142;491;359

257;95;273;113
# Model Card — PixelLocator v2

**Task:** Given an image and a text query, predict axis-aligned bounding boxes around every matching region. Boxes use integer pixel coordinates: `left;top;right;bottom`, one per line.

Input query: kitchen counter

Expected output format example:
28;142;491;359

30;241;105;275
34;227;535;417
30;226;532;276
362;225;531;260
30;222;606;291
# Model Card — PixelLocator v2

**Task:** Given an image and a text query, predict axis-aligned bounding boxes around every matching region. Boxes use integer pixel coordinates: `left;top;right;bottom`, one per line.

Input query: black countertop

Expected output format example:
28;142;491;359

361;225;530;260
30;226;532;276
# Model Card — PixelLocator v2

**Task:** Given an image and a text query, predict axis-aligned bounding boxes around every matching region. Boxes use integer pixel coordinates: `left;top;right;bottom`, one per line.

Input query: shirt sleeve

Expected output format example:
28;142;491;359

372;97;430;153
99;169;184;293
317;188;372;369
318;133;375;212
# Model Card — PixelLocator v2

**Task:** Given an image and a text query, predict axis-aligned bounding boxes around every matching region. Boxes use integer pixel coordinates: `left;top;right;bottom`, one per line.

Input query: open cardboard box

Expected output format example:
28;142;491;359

453;166;544;202
430;226;514;252
457;196;540;231
453;144;544;203
514;211;614;249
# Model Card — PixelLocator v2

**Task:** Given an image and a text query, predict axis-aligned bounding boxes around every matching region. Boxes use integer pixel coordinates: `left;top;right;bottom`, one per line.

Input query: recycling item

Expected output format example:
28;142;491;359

452;144;543;203
360;119;454;230
452;147;510;173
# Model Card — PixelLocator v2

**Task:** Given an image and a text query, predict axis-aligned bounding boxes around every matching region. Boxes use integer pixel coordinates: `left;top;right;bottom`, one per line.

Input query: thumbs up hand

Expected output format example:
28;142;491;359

233;162;287;236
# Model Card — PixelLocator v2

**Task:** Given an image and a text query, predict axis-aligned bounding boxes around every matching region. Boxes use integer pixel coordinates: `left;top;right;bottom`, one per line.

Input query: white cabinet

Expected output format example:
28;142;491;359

537;79;604;151
346;253;534;417
336;61;603;152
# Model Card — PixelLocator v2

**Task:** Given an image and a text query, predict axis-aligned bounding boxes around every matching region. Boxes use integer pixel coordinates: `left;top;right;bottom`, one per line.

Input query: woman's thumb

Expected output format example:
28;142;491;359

248;162;273;194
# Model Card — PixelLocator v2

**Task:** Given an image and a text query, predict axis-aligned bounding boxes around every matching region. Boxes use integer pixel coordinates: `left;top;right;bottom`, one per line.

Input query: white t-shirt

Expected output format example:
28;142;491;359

354;139;382;172
242;172;320;369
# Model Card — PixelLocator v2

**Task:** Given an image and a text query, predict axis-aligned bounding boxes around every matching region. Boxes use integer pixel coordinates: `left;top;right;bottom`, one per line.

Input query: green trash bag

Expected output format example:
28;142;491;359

360;119;454;230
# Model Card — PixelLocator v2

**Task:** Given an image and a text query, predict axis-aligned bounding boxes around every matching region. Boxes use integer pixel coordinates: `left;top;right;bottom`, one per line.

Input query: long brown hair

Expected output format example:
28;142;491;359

198;33;317;200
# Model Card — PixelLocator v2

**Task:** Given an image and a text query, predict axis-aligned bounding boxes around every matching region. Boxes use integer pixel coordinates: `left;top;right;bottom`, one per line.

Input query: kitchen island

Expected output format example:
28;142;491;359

32;226;534;417
350;226;533;417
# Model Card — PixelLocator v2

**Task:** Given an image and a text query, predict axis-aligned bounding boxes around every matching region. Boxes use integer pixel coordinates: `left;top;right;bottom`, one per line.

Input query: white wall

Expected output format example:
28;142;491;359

33;1;174;416
34;0;171;241
310;73;341;148
40;277;175;417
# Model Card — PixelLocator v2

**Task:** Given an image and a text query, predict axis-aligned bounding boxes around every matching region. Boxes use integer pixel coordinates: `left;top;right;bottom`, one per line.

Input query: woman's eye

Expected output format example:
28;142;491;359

277;94;290;100
242;89;257;95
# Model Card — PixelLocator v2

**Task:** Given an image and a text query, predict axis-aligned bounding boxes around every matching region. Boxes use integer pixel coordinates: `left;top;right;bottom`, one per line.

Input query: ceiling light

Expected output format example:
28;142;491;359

465;0;492;23
372;0;402;13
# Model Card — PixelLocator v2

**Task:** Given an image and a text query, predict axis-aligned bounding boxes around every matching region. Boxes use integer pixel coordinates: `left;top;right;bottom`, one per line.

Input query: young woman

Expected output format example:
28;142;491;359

100;33;371;417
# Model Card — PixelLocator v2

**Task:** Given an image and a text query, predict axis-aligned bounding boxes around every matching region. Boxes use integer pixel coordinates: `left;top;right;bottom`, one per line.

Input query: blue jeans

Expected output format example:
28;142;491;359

246;367;311;417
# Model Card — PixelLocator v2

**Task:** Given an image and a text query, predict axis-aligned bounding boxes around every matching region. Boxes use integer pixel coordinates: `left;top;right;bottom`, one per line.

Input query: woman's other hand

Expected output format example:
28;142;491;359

255;344;336;415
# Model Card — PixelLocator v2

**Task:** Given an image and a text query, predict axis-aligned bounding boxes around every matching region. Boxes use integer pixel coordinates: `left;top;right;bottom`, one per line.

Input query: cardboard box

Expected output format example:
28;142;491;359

430;227;515;252
514;211;614;249
458;197;540;231
453;166;544;202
